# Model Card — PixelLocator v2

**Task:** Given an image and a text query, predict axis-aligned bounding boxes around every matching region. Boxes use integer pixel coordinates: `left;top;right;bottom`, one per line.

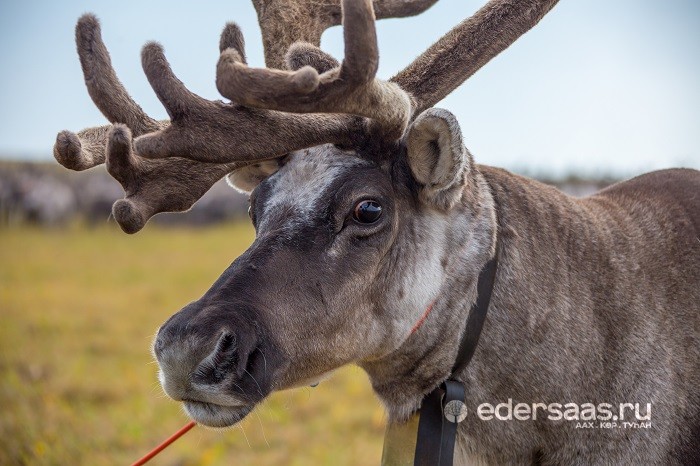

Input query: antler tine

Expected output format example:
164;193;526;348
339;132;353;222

373;0;439;18
216;0;413;141
75;14;162;135
141;42;210;121
392;0;560;114
219;22;247;60
253;0;439;69
341;0;379;84
54;125;111;171
285;42;340;74
105;124;244;234
54;14;165;172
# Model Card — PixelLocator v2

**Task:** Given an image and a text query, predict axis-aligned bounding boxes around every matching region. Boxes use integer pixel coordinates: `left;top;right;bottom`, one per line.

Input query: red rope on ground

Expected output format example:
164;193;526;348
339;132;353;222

131;421;196;466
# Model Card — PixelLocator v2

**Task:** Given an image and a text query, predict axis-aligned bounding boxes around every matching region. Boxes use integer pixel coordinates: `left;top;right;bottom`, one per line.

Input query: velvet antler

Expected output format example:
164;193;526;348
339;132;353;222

54;1;435;233
53;17;244;233
391;0;560;114
53;16;355;232
251;0;438;69
54;0;561;233
215;0;413;142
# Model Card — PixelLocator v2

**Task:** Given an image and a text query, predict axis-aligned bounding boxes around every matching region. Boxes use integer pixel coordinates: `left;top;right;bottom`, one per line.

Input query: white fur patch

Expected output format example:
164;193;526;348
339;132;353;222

396;212;449;327
227;160;280;194
259;150;364;230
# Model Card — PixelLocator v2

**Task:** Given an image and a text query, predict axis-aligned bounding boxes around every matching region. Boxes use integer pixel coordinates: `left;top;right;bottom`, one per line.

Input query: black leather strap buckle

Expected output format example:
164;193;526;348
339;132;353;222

414;379;466;466
413;250;498;466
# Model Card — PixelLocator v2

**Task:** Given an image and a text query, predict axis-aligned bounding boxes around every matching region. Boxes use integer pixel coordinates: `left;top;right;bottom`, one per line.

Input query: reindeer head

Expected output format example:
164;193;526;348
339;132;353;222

55;0;558;427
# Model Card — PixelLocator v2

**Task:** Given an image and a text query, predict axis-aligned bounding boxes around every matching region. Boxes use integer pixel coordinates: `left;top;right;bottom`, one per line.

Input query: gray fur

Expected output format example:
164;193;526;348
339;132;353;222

158;110;699;463
52;1;700;463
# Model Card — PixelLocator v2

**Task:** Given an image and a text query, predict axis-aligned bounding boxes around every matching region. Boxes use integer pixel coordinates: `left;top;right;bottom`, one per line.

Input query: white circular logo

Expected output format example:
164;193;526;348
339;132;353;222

444;400;468;423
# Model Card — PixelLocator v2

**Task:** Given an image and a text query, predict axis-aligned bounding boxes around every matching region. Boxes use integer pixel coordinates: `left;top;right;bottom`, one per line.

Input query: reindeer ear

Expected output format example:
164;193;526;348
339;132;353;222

226;160;281;193
405;108;472;210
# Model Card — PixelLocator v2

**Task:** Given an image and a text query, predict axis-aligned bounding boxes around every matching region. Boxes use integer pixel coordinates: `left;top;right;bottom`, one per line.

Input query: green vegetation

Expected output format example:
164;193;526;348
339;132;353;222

0;224;385;465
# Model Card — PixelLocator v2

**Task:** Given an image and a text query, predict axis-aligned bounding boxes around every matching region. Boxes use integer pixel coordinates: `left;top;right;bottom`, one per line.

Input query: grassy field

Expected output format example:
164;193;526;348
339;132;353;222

0;223;385;465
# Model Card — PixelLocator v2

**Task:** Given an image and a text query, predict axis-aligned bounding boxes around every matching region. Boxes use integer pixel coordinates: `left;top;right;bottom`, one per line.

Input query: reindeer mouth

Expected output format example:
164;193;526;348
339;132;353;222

182;399;254;428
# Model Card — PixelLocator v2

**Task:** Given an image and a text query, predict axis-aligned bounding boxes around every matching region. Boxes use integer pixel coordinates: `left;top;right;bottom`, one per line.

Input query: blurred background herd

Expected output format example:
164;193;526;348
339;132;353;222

1;0;699;464
0;161;614;229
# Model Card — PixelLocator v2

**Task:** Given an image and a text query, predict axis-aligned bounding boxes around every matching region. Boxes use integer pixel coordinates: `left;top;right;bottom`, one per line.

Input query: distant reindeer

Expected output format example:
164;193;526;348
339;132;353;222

54;0;699;464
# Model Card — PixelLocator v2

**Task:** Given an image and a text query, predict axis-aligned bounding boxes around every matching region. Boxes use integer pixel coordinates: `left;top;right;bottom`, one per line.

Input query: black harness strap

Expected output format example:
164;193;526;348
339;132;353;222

413;251;498;466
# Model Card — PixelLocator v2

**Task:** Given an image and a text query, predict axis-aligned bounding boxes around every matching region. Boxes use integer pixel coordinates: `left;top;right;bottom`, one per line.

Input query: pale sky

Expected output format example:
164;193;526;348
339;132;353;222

0;0;699;177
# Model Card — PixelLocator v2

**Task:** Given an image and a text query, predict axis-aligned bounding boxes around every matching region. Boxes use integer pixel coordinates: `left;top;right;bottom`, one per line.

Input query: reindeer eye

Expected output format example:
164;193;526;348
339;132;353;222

353;200;382;224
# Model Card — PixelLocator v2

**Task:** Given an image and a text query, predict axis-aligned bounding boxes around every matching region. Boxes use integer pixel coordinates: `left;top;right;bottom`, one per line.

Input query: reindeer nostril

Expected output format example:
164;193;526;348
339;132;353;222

212;332;236;367
191;332;239;385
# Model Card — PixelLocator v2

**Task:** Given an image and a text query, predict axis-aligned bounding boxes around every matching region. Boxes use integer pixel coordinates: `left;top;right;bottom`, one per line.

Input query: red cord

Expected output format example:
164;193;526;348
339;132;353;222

409;301;436;335
131;421;196;466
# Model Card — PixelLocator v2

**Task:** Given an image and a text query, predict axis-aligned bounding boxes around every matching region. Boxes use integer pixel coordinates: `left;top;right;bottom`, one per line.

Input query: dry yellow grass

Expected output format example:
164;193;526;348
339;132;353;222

0;224;386;465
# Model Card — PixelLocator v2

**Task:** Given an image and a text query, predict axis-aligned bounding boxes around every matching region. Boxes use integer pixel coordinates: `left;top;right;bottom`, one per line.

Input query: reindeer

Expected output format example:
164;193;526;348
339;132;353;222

54;0;700;464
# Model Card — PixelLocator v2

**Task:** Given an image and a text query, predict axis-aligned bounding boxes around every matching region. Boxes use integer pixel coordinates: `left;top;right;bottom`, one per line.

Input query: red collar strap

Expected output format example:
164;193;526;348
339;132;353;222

413;246;499;466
